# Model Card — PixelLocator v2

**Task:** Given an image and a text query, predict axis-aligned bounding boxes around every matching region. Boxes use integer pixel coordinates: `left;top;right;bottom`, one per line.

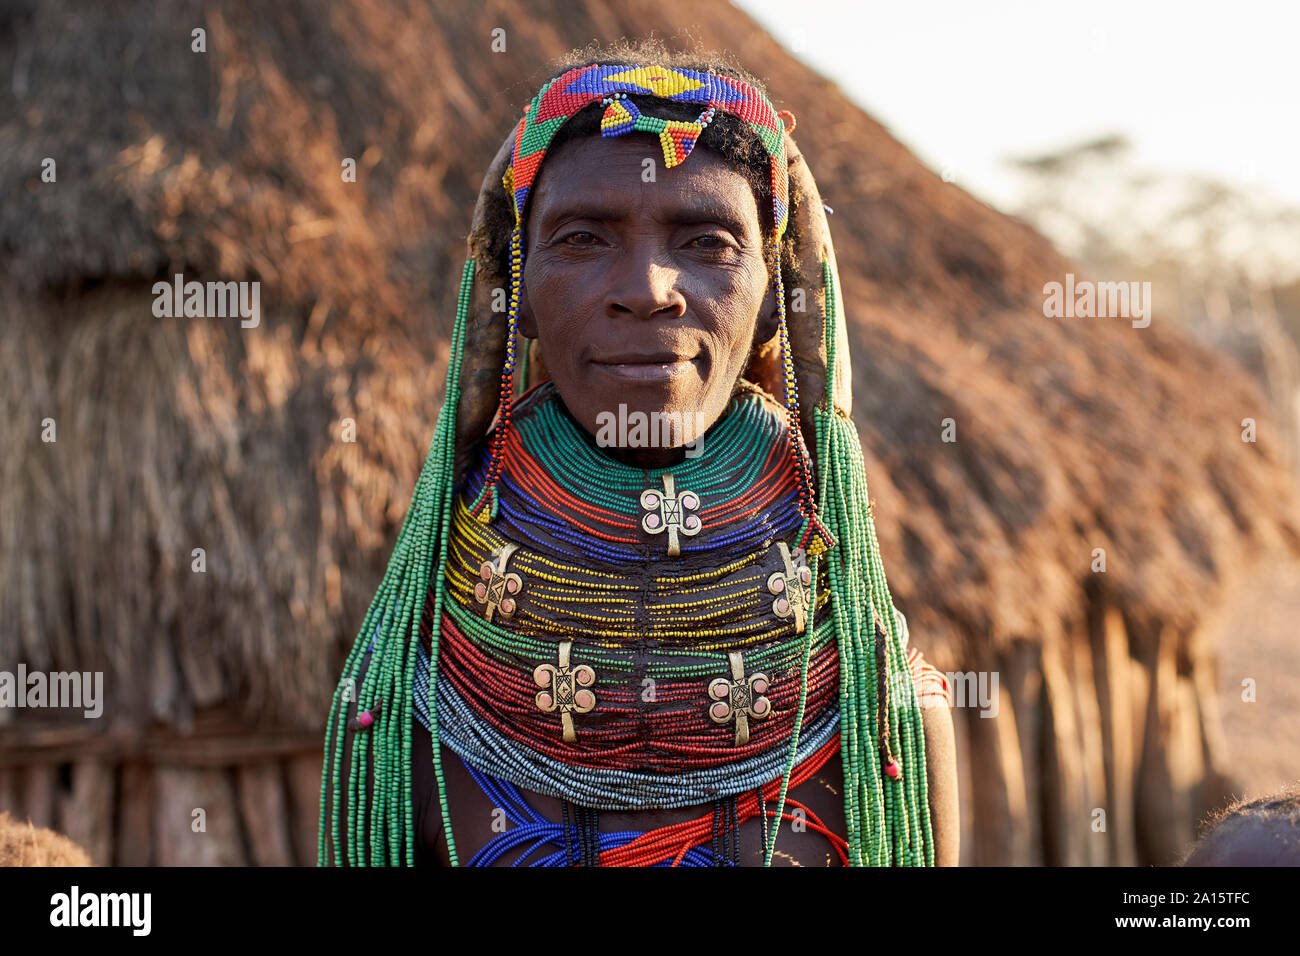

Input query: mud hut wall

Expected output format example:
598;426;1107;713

0;747;322;866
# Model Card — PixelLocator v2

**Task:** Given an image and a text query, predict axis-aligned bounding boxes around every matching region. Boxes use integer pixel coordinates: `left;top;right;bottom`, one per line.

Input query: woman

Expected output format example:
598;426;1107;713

320;44;959;866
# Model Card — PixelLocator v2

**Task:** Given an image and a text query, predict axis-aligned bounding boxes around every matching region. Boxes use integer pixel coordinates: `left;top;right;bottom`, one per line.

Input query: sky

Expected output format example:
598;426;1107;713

736;0;1300;216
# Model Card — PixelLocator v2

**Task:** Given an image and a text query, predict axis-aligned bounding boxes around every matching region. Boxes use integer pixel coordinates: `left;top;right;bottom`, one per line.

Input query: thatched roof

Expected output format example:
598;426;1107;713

3;0;1298;742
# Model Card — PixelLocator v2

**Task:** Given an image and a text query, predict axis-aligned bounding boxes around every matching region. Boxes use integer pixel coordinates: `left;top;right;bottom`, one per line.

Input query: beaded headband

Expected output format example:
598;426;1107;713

468;62;831;557
505;64;791;240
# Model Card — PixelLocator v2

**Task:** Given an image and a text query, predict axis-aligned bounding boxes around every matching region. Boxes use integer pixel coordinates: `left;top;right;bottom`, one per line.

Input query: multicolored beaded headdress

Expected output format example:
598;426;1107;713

466;63;831;557
506;65;791;240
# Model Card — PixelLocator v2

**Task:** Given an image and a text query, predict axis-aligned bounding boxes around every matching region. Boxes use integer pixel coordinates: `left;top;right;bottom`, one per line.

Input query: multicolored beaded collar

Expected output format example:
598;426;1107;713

412;381;839;810
405;383;940;862
455;735;849;866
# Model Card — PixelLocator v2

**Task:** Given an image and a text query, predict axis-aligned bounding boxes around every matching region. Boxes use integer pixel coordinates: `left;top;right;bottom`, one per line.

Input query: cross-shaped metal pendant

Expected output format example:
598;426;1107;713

767;542;813;633
474;542;523;623
707;650;771;746
533;640;597;743
640;473;702;557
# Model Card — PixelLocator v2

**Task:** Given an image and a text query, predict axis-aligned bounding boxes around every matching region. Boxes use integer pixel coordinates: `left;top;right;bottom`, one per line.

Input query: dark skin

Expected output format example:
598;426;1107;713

334;133;960;865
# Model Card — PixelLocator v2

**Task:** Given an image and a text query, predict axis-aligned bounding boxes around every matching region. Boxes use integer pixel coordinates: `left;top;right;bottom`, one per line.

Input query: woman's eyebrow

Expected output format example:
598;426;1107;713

660;200;751;234
543;197;752;234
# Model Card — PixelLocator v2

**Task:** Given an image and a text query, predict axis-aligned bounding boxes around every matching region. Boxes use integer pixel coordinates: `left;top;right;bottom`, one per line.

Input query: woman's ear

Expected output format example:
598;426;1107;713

517;279;538;338
755;275;781;345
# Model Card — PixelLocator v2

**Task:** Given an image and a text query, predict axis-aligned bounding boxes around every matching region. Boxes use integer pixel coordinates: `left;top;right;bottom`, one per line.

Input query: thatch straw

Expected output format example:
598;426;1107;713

0;811;92;866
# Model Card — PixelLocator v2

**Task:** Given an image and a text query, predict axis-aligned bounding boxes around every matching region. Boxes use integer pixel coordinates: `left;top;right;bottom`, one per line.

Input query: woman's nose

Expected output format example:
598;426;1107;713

604;245;687;321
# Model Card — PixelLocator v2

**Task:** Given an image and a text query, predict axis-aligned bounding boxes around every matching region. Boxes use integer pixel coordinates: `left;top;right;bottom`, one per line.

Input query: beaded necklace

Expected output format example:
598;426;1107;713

411;381;842;810
458;741;850;867
416;636;842;809
467;385;807;565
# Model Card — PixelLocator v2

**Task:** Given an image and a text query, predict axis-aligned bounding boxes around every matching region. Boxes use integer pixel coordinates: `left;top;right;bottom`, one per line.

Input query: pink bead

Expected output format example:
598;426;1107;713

575;690;594;709
645;513;660;529
884;759;901;779
711;702;730;720
357;710;374;728
474;583;488;602
536;692;553;709
752;698;768;715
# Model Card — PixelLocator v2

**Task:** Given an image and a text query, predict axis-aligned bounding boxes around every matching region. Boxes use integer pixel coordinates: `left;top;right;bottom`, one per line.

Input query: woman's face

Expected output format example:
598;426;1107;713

518;133;778;467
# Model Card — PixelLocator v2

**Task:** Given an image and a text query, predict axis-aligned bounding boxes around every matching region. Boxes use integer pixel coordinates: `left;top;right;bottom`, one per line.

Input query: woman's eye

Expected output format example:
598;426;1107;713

689;234;730;250
561;231;599;246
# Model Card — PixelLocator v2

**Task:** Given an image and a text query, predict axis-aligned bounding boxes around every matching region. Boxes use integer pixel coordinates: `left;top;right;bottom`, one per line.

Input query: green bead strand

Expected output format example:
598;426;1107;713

810;257;935;866
318;256;476;866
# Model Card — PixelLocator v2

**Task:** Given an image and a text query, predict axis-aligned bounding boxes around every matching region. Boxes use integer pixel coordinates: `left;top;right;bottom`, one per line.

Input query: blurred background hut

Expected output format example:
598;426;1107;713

2;0;1298;866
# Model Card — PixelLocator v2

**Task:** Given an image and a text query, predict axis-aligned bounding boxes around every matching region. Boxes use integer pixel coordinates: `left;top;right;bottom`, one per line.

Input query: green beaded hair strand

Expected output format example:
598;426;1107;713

813;258;934;864
318;257;476;867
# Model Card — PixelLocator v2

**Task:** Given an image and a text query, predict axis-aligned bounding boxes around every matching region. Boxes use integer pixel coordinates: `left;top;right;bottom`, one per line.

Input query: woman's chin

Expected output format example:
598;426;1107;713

574;390;715;457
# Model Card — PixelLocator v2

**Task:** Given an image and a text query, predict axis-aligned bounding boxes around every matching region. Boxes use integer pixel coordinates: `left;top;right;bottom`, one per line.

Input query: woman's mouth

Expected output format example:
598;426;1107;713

590;353;699;383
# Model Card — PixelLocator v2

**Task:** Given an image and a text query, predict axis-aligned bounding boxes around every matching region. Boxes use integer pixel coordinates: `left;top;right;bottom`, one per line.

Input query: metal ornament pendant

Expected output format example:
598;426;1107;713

640;473;702;557
767;542;813;633
707;650;772;747
534;640;597;743
474;542;523;623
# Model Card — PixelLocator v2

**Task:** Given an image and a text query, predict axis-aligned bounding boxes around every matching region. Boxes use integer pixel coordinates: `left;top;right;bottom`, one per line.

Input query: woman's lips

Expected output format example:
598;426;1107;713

590;356;698;383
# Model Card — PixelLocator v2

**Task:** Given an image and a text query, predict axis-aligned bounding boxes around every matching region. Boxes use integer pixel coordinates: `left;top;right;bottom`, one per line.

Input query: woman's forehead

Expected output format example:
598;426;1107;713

526;135;763;234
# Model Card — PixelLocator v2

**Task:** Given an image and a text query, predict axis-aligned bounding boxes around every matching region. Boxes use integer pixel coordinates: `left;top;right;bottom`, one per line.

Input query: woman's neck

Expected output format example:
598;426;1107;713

604;444;690;469
548;382;755;471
